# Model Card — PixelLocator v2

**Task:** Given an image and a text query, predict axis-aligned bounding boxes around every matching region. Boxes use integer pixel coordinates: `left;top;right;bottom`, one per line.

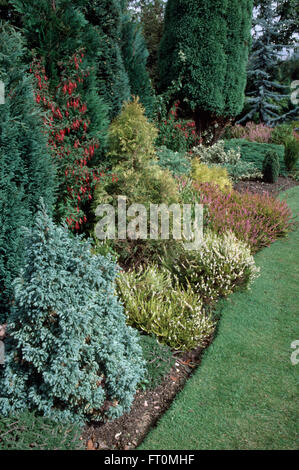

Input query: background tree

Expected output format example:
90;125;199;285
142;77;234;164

83;0;131;119
128;0;165;86
0;22;55;320
239;1;298;125
254;0;299;45
158;0;253;142
121;2;155;116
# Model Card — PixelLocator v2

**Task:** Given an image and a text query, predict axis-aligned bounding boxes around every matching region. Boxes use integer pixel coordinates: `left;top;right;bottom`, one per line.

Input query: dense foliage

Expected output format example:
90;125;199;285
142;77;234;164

0;23;55;319
262;151;280;183
197;183;293;252
158;0;253;140
93;99;180;267
121;7;154;116
0;203;145;423
0;411;83;450
30;52;108;230
191;161;233;192
164;230;260;303
0;0;297;443
83;0;131;119
128;0;165;86
224;139;285;173
117;264;215;351
156;146;190;176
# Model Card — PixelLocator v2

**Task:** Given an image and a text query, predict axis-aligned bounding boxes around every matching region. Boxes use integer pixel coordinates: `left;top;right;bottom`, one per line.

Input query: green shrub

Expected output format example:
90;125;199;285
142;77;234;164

139;335;175;390
93;163;180;268
0;411;83;450
191;140;262;181
117;265;215;351
156;146;191;175
191;141;240;165
224;139;285;173
163;230;260;304
108;97;158;169
94;164;179;210
191;160;233;192
93;100;180;268
0;23;55;318
262;151;280;183
284;137;299;172
0;202;145;424
271;123;294;146
223;161;262;181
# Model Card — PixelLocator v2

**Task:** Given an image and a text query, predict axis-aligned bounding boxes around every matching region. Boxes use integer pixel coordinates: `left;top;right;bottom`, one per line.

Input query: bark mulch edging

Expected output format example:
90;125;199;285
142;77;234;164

81;338;213;451
234;176;299;196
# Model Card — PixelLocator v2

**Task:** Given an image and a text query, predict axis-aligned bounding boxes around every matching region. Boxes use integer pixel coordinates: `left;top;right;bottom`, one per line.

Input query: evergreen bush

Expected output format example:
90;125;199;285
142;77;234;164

121;8;155;117
93;98;180;268
83;0;131;119
284;136;299;172
224;139;285;172
0;202;145;424
191;161;233;192
158;0;253;140
107;97;158;169
156;146;191;176
0;23;55;319
262;151;280;183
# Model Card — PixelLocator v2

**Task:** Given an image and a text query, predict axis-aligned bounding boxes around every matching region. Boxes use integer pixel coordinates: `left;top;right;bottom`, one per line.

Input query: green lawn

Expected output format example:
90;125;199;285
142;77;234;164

139;187;299;450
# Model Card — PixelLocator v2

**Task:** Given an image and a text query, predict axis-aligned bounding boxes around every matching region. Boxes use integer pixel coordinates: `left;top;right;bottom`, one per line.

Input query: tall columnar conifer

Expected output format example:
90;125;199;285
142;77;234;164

0;22;55;319
10;0;99;85
158;0;253;142
83;0;131;119
121;5;155;117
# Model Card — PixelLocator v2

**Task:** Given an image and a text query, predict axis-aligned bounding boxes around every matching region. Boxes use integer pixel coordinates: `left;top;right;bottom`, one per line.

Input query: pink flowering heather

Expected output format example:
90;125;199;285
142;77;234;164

196;183;293;253
231;122;273;143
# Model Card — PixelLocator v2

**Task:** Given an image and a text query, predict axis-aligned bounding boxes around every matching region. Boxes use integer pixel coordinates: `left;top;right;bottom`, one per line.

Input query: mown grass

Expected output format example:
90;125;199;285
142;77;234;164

139;187;299;450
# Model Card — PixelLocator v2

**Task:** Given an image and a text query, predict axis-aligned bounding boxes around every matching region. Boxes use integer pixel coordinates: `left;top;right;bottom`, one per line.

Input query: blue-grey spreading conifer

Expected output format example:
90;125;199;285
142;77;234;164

0;202;145;424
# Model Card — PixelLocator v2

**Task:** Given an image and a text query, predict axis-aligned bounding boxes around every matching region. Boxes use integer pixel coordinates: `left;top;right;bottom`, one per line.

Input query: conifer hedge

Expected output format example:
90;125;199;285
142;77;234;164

0;22;55;319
